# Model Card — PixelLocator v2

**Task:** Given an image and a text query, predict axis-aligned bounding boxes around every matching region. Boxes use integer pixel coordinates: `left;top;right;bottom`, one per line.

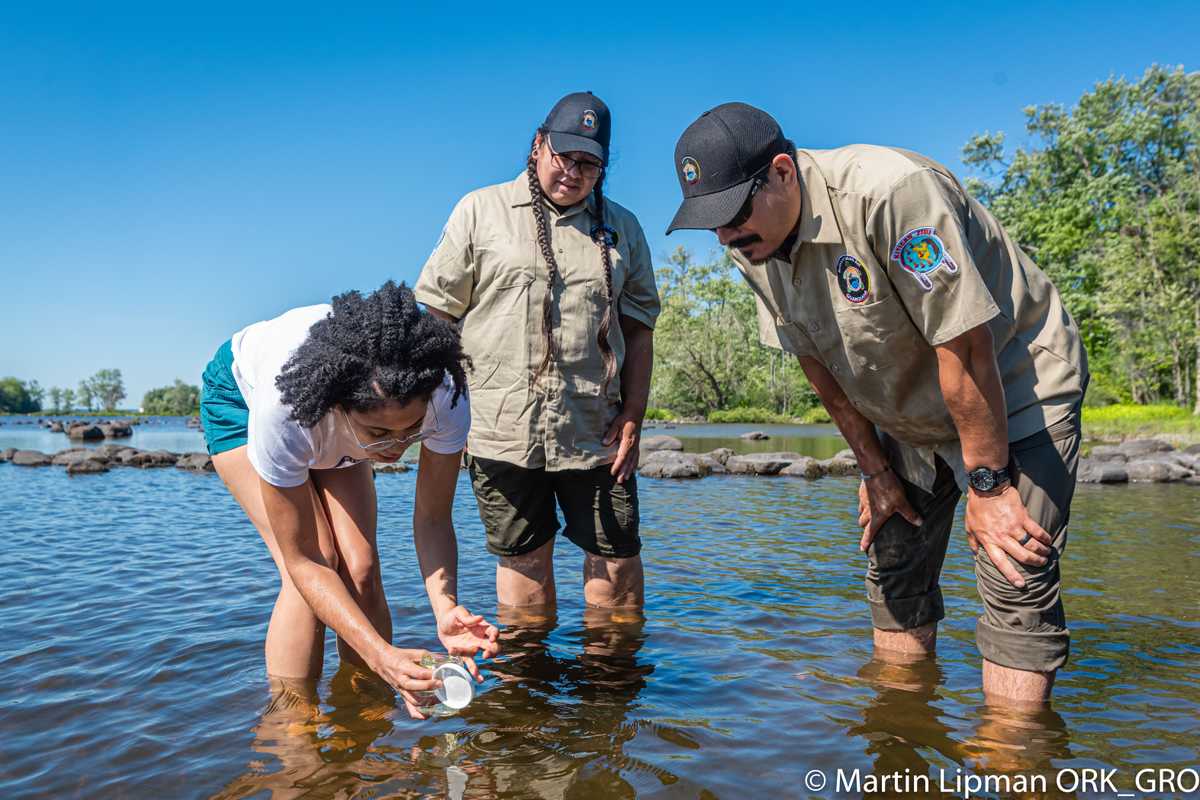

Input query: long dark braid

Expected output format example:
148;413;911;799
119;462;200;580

526;129;618;391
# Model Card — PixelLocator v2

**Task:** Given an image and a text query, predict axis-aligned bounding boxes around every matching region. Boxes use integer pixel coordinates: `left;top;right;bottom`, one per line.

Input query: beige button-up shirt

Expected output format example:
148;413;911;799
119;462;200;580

733;146;1088;491
415;174;660;471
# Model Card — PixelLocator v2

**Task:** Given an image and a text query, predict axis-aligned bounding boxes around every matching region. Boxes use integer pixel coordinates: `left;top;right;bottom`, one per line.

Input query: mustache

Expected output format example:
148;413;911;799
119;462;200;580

729;234;762;250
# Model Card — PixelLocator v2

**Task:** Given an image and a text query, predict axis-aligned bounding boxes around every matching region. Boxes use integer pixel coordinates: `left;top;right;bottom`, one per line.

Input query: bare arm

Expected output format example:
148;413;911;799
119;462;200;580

935;324;1052;587
933;324;1008;471
798;356;888;475
414;445;500;659
605;316;653;482
798;356;923;550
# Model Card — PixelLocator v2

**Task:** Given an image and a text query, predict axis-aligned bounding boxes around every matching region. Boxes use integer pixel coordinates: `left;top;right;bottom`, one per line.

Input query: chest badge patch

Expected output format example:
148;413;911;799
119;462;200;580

836;255;870;304
890;227;959;291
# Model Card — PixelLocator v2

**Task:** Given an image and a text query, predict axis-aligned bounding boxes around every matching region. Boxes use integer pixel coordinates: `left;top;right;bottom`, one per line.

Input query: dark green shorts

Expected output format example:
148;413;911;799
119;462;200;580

865;411;1081;673
199;339;249;456
466;455;641;559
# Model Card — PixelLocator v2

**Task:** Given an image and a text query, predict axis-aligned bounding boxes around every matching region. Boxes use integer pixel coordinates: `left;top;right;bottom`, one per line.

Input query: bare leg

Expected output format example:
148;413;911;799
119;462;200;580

582;554;644;609
873;623;937;658
983;659;1055;707
497;538;556;608
213;446;339;680
310;463;392;670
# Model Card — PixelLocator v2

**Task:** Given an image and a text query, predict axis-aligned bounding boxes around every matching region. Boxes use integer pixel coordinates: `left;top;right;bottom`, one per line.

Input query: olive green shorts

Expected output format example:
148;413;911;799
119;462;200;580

466;455;641;559
865;411;1081;673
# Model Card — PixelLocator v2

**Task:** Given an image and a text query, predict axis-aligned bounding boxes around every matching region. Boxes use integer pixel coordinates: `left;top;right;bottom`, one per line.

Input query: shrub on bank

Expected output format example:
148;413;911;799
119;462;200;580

1082;404;1200;440
707;407;795;424
644;408;677;421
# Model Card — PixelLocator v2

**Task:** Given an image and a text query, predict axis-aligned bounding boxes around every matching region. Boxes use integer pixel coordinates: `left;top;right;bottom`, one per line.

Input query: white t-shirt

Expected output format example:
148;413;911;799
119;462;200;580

229;304;470;488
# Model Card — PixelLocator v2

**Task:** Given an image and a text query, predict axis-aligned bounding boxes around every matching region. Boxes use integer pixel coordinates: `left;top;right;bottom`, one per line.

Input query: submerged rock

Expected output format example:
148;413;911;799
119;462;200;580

1126;459;1190;483
175;452;215;472
1077;459;1129;483
781;456;825;479
11;450;52;467
726;452;803;476
67;459;109;475
66;424;105;441
639;451;709;479
641;435;684;452
1119;439;1175;458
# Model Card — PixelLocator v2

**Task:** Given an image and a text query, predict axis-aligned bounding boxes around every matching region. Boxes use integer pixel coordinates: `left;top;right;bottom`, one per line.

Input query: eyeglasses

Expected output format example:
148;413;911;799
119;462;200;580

340;406;434;452
545;141;604;179
720;166;770;230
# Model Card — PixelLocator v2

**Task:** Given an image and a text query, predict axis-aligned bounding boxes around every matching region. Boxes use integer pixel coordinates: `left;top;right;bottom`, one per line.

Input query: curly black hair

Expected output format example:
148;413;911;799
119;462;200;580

276;281;470;428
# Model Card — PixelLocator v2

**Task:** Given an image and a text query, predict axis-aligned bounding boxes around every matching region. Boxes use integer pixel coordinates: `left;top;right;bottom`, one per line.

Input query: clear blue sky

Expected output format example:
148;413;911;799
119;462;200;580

3;2;1198;405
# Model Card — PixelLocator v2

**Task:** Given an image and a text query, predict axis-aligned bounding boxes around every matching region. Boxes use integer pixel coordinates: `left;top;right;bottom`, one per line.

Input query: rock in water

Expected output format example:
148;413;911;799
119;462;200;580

640;435;684;452
66;424;105;441
726;452;803;475
67;459;109;475
639;451;710;479
740;431;770;440
1077;459;1128;483
1119;439;1174;458
11;450;52;467
781;457;825;479
175;452;215;472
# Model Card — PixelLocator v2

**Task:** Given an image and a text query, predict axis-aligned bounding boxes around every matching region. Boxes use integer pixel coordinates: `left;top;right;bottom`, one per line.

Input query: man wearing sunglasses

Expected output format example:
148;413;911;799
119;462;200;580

666;103;1088;707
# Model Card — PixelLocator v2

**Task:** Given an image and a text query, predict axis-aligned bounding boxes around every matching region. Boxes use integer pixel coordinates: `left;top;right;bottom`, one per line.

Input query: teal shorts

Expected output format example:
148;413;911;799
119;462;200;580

200;340;249;456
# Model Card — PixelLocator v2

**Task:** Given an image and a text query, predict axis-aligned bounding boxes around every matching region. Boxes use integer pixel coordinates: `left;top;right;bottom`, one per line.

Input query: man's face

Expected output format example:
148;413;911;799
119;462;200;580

714;154;801;264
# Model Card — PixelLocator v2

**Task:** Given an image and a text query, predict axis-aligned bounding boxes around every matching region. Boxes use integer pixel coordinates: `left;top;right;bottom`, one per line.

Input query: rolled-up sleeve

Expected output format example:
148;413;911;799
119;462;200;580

414;195;477;319
617;223;661;330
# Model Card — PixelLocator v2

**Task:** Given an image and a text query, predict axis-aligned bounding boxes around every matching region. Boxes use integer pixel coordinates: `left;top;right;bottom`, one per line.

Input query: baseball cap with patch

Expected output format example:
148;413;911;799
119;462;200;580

544;91;611;165
667;103;789;233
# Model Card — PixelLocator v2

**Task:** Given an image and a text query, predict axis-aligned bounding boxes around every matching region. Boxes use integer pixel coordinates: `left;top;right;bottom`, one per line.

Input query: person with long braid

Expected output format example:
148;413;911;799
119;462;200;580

200;281;499;718
415;92;660;612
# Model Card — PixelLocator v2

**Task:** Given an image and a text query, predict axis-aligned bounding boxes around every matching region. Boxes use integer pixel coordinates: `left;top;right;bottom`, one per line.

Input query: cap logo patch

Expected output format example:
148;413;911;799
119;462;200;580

836;255;870;304
581;110;597;130
681;157;701;184
889;227;959;291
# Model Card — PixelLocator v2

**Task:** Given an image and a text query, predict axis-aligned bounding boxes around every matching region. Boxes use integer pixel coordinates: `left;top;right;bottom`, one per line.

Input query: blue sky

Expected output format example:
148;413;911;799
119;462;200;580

3;2;1198;406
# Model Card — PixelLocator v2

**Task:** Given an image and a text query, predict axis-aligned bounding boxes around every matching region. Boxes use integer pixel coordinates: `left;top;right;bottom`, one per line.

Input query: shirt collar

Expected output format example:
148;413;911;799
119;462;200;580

509;172;594;221
794;150;842;246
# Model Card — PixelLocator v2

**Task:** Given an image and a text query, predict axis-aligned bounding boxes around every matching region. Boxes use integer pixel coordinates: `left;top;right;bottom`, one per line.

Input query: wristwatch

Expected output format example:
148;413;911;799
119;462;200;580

967;465;1011;493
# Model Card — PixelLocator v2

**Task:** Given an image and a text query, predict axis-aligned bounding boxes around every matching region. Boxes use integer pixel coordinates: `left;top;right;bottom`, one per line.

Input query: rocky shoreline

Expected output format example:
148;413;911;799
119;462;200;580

637;435;1200;485
4;435;1197;485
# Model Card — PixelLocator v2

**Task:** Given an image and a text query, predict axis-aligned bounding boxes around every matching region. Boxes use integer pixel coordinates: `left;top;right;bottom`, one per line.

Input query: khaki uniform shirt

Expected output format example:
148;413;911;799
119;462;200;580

732;146;1088;491
415;174;661;470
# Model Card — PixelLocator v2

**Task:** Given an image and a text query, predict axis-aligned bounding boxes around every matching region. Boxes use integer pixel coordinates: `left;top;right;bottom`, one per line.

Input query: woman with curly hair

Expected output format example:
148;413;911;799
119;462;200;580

415;92;660;613
199;280;498;718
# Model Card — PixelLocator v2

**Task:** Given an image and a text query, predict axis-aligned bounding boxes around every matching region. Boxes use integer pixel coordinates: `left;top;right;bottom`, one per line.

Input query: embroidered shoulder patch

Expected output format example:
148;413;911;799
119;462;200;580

836;255;870;303
889;227;958;291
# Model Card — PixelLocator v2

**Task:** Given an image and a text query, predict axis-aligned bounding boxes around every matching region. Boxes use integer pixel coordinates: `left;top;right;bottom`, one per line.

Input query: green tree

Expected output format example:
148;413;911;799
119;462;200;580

650;247;816;417
963;65;1200;412
142;379;201;416
48;386;63;415
90;369;126;411
61;388;76;413
77;379;96;412
0;377;41;413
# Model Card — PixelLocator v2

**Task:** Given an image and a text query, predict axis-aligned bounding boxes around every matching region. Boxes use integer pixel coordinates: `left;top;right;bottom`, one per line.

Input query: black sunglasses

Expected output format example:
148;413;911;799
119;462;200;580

720;165;771;230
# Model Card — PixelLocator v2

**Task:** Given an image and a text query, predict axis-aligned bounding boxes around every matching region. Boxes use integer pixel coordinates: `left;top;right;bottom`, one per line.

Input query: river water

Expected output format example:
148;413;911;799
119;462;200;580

1;417;1197;798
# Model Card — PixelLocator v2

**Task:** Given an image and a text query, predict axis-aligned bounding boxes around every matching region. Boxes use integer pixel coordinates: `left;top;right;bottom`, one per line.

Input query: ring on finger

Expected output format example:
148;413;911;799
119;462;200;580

1018;532;1032;546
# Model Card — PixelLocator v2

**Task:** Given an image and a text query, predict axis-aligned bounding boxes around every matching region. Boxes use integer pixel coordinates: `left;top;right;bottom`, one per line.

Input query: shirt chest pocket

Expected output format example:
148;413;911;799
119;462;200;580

833;294;918;380
476;238;537;317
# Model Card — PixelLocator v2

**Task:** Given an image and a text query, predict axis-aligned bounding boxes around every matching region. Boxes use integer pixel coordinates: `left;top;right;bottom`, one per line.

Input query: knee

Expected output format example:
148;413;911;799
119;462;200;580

342;547;381;600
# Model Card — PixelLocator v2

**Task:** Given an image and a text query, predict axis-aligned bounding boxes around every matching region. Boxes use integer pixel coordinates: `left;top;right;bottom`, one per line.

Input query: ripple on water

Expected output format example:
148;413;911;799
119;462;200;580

0;460;1198;798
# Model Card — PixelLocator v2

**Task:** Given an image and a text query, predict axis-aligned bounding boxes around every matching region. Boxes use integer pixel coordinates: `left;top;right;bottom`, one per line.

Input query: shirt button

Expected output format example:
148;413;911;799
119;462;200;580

809;321;821;333
831;364;841;374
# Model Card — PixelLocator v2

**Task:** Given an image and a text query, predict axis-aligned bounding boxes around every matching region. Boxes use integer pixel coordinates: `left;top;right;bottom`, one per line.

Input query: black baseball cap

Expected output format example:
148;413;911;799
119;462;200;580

667;103;790;233
544;91;611;165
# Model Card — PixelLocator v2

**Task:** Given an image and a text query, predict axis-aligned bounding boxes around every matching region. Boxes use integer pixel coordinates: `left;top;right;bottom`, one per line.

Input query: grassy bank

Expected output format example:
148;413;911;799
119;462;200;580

1081;404;1200;443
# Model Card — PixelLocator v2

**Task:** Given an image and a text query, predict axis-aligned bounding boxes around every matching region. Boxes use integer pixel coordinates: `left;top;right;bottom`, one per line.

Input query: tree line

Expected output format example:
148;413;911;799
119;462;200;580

1;369;200;416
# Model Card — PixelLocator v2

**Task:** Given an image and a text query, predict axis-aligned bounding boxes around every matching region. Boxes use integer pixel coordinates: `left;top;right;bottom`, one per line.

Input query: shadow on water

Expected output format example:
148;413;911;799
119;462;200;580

210;608;716;800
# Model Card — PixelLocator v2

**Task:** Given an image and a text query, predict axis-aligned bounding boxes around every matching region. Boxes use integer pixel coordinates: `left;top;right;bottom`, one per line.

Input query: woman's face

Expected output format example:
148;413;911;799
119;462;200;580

534;133;602;207
342;397;428;462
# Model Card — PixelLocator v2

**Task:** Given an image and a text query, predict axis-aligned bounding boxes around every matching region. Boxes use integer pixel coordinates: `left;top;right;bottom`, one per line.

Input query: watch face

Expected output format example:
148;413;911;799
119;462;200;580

970;468;996;491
